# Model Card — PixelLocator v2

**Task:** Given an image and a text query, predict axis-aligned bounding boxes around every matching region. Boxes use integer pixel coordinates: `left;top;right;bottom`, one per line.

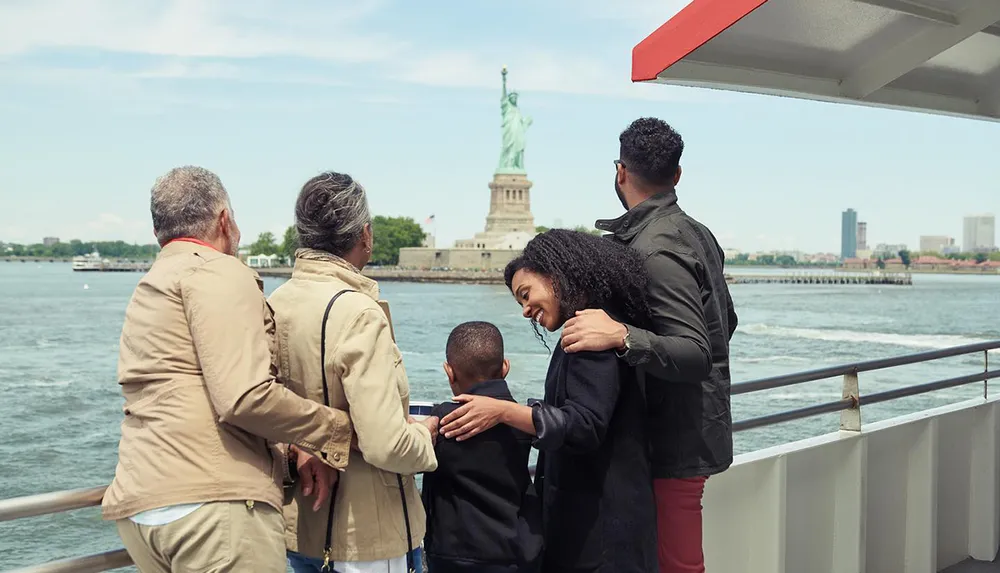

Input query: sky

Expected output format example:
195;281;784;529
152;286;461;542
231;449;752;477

0;0;997;254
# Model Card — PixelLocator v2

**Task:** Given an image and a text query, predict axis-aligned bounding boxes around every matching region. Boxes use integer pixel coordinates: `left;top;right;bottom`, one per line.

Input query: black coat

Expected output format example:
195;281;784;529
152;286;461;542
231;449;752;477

531;346;656;573
422;379;542;571
597;190;738;479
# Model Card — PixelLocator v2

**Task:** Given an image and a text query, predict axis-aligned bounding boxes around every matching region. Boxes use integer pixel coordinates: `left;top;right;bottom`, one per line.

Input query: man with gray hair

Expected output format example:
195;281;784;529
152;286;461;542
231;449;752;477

103;166;354;573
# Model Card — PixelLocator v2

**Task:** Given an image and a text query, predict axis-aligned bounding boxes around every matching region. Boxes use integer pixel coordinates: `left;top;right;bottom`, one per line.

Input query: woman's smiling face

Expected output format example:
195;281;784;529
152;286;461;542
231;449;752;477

510;268;562;332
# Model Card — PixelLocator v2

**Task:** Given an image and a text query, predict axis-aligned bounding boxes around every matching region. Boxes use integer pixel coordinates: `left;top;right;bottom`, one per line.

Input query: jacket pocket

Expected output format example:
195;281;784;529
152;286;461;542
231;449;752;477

376;469;419;546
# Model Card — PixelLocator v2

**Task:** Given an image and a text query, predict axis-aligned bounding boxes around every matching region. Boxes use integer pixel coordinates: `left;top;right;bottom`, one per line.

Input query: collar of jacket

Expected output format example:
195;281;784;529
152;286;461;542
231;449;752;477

596;189;681;241
291;248;379;299
158;240;265;290
461;378;515;402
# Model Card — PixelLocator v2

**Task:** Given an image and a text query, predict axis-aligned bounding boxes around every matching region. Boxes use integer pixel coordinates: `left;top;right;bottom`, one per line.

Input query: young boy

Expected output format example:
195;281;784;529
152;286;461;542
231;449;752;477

421;321;542;573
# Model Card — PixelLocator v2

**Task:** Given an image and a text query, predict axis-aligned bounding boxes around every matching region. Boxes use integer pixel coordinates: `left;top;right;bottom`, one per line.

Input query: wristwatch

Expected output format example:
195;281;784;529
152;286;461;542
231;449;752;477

617;326;632;357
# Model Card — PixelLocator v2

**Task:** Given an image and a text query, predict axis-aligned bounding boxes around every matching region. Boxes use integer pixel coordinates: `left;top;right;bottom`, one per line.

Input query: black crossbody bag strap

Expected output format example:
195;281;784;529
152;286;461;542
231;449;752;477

319;289;354;572
397;474;416;572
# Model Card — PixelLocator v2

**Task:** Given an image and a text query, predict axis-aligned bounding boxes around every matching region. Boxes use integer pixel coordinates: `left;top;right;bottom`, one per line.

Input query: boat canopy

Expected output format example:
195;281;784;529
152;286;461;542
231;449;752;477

631;0;1000;122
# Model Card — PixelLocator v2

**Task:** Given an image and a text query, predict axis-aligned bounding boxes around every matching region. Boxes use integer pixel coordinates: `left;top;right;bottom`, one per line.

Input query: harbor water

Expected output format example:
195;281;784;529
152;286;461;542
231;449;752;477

1;263;997;569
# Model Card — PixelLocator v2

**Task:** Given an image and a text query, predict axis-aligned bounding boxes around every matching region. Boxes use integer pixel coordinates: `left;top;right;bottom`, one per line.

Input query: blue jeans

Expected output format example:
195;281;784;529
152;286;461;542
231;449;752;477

287;548;423;573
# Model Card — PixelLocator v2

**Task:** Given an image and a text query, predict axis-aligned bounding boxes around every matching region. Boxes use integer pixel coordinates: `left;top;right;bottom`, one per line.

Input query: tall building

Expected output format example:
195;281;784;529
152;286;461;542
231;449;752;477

841;209;858;259
963;214;996;253
919;235;955;254
42;237;60;247
856;221;867;251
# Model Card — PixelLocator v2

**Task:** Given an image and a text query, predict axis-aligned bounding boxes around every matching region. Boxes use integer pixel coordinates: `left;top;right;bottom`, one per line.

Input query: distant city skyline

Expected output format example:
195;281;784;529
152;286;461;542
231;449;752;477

833;208;996;258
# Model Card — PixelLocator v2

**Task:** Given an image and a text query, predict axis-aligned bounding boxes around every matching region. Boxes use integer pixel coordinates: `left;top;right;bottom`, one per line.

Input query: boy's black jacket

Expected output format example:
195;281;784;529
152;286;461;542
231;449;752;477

421;379;542;570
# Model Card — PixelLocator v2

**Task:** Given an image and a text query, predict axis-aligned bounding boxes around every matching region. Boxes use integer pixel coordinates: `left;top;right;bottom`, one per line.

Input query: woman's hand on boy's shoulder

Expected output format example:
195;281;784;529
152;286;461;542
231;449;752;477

439;395;507;442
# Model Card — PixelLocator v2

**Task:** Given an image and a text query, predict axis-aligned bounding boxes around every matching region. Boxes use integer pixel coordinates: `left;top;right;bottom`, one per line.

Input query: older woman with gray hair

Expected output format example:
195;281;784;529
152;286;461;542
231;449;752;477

269;171;438;573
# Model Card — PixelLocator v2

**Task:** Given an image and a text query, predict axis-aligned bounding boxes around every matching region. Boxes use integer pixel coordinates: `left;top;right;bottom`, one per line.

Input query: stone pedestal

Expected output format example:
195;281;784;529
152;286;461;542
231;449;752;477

485;172;534;235
454;173;536;250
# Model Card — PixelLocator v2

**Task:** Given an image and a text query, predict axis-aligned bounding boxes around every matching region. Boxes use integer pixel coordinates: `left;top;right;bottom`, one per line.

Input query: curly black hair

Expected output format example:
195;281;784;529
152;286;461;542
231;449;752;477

619;117;684;187
504;229;651;340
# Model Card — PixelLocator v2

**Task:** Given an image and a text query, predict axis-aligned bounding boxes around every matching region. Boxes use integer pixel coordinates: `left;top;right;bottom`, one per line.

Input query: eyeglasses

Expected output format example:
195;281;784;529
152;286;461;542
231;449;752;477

613;159;626;169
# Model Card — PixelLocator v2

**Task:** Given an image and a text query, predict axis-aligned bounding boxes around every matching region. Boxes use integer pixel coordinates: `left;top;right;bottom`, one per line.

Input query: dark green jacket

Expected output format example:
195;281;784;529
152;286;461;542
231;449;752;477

597;190;738;479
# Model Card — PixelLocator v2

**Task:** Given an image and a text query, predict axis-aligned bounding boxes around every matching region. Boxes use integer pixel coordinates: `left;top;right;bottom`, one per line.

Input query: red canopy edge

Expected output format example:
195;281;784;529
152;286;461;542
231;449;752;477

631;0;768;83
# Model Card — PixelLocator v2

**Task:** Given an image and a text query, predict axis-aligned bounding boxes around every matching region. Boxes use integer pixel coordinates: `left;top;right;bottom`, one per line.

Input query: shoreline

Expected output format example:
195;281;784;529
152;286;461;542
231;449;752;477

256;267;506;284
255;266;998;284
8;259;997;280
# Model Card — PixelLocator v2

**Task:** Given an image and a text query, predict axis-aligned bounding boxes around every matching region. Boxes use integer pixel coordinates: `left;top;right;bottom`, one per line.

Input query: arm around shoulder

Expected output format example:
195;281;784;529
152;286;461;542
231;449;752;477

621;249;712;382
181;257;353;469
336;306;437;474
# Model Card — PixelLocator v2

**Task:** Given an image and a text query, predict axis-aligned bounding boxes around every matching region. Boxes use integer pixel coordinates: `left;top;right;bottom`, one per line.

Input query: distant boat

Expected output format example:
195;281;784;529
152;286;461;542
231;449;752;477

71;252;104;272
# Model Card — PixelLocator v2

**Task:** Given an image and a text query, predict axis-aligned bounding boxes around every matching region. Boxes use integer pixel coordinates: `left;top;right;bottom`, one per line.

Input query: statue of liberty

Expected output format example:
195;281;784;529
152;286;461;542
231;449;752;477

497;66;532;174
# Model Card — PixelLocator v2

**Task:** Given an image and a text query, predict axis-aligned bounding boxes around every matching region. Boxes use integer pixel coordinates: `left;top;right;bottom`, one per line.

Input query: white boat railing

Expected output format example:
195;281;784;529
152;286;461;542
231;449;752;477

1;341;997;572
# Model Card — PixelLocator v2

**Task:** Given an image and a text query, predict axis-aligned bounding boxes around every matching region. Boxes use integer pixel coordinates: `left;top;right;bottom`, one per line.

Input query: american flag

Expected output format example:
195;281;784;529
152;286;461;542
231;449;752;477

424;215;435;225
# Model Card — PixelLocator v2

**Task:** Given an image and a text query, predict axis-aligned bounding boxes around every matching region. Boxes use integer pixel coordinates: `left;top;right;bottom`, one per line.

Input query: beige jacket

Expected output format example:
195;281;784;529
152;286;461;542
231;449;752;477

269;249;437;562
102;241;353;521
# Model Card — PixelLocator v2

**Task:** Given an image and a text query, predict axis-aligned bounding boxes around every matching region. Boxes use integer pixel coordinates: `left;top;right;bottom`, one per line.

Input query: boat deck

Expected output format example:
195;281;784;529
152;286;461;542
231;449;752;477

944;552;1000;572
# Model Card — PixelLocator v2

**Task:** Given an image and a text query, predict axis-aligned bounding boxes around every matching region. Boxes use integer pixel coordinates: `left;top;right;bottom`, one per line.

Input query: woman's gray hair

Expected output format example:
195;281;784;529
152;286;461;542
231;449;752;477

150;166;231;244
295;172;371;257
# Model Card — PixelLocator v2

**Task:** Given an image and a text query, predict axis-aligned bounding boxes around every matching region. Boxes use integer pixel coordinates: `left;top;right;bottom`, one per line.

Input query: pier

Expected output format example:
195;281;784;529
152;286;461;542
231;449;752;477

728;272;912;286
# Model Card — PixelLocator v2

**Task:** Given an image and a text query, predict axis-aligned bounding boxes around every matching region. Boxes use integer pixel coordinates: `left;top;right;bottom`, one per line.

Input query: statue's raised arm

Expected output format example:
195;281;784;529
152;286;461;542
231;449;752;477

502;65;508;100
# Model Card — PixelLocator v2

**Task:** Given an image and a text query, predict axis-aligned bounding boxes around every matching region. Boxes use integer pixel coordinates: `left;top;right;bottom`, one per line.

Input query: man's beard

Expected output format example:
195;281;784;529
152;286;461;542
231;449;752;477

614;176;629;211
225;223;241;257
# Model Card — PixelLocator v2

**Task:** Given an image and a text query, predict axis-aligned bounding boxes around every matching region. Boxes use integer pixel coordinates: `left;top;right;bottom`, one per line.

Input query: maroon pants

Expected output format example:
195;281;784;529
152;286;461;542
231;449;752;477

654;477;708;573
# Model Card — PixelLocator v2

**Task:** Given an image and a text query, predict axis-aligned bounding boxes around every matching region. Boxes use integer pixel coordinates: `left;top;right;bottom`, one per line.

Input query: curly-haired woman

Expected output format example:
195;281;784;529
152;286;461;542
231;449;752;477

440;229;657;573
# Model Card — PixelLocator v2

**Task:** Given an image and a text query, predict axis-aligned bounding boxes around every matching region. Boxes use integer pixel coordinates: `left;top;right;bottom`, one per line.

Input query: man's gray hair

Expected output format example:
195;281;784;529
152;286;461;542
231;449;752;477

295;171;371;257
150;166;231;244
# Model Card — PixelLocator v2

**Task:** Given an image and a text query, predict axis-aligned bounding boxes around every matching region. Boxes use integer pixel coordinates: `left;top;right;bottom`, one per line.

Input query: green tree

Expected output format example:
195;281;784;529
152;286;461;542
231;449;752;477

250;232;279;256
281;226;298;262
757;254;775;265
371;216;425;266
989;252;1000;262
876;257;886;270
535;226;550;234
975;252;988;264
898;249;911;268
572;225;603;236
775;255;796;266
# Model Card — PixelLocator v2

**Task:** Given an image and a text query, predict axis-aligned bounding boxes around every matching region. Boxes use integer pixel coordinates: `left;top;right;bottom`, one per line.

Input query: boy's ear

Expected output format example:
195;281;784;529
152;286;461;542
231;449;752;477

443;362;455;384
501;358;510;378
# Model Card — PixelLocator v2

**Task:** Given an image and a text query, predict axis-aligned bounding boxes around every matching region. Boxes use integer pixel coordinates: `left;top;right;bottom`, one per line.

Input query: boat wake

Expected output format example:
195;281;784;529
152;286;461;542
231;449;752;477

740;323;999;353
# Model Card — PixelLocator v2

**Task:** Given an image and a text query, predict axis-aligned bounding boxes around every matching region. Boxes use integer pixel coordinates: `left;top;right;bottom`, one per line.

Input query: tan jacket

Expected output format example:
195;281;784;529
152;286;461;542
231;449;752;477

102;241;353;521
269;249;437;562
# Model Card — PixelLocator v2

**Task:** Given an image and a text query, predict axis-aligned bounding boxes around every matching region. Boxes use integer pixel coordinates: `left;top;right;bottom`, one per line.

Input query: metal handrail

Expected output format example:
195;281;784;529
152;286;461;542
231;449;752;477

733;340;1000;394
0;486;106;523
5;550;132;573
2;340;998;572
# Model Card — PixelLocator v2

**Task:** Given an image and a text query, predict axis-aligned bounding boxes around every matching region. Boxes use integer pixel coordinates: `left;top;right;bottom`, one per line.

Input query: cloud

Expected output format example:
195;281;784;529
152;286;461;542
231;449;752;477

395;50;696;101
0;0;717;105
0;0;402;62
573;0;691;31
